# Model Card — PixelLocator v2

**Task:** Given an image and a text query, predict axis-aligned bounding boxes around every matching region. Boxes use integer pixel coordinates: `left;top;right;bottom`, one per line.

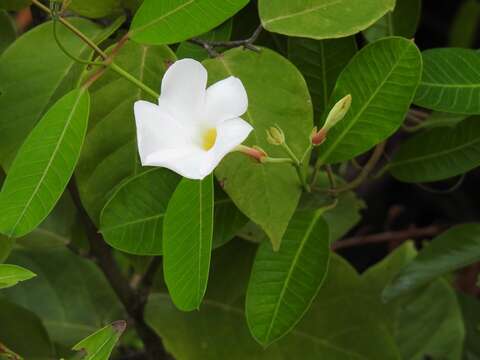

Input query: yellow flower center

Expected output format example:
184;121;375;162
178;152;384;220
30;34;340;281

202;128;217;150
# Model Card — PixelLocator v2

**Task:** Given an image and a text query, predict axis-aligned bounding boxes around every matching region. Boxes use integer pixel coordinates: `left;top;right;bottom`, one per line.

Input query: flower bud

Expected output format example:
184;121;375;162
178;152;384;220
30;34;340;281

235;145;268;163
323;94;352;132
311;127;326;146
266;126;285;146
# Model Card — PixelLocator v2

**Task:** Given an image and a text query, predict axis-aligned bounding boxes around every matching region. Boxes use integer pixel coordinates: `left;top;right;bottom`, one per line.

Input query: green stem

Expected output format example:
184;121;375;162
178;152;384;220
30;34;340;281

262;157;294;164
110;63;160;98
279;143;310;192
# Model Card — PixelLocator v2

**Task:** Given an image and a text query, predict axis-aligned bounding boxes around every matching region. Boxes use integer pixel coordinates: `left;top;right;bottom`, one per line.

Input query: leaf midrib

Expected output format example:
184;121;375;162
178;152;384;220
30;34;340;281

263;212;321;343
262;0;343;25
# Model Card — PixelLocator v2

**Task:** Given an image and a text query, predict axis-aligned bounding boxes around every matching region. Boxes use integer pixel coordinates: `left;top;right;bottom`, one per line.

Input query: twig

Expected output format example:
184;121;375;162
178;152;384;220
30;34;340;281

332;224;444;251
68;180;170;360
331;141;387;194
188;24;263;57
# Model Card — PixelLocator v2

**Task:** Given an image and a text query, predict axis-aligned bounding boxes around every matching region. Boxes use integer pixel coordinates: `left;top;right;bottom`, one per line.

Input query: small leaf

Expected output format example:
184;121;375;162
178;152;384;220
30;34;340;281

0;264;36;289
288;36;357;124
317;37;422;164
0;89;90;238
203;47;313;250
383;223;480;301
414;48;480;114
163;174;214;311
388;117;480;183
129;0;248;45
69;0;122;19
258;0;395;40
246;211;330;346
72;321;127;360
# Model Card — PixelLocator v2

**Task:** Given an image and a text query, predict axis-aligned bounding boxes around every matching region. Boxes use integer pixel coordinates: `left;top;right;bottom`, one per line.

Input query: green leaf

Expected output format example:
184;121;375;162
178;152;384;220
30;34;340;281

72;321;126;360
363;0;421;42
0;0;30;10
69;0;122;18
414;48;480;114
0;298;55;360
0;264;35;289
458;294;480;359
288;37;357;124
0;18;119;165
258;0;395;40
76;40;175;223
0;89;89;238
163;175;214;311
0;10;15;54
203;47;313;250
146;242;401;359
383;223;480;301
388;117;480;183
317;37;422;164
449;0;480;48
0;236;14;263
363;243;465;360
129;0;248;45
246;211;330;346
100;169;180;255
3;246;124;346
176;20;233;61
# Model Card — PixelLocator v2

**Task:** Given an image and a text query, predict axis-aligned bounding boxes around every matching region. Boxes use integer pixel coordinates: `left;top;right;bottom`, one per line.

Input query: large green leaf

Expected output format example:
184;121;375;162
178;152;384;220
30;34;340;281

363;0;421;42
203;47;313;250
3;246;124;346
0;18;119;165
0;237;13;263
383;223;480;301
146;240;402;359
129;0;248;45
317;37;422;164
246;211;330;346
414;48;480;114
0;298;55;360
0;89;89;238
100;169;246;255
0;264;35;289
176;20;233;61
72;321;126;360
76;40;175;223
100;168;179;255
363;242;465;360
388;117;480;182
0;10;15;54
288;36;357;124
163;175;214;311
258;0;395;40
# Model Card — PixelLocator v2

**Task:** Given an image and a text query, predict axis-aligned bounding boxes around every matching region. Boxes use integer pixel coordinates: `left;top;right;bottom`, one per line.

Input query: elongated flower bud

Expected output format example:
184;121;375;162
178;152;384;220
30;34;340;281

323;94;352;132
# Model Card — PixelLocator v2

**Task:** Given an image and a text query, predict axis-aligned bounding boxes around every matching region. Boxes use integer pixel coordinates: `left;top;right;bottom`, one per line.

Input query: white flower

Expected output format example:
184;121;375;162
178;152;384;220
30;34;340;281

134;58;253;180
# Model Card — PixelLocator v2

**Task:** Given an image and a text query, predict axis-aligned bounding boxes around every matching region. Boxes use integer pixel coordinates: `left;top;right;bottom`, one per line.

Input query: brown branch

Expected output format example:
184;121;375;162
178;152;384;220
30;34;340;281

331;141;387;194
188;24;263;57
68;180;171;360
332;224;444;251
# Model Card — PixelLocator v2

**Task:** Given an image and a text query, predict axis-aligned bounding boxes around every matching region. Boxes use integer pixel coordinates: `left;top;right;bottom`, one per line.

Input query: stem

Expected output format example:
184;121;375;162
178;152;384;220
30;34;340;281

332;141;386;194
110;63;160;98
68;180;170;360
279;143;310;192
262;157;294;164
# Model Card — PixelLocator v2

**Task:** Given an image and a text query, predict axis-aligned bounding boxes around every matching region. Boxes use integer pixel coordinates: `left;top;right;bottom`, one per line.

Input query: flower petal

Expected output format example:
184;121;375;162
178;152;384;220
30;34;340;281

205;76;248;124
144;147;215;180
210;117;253;167
158;59;207;125
134;100;189;164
